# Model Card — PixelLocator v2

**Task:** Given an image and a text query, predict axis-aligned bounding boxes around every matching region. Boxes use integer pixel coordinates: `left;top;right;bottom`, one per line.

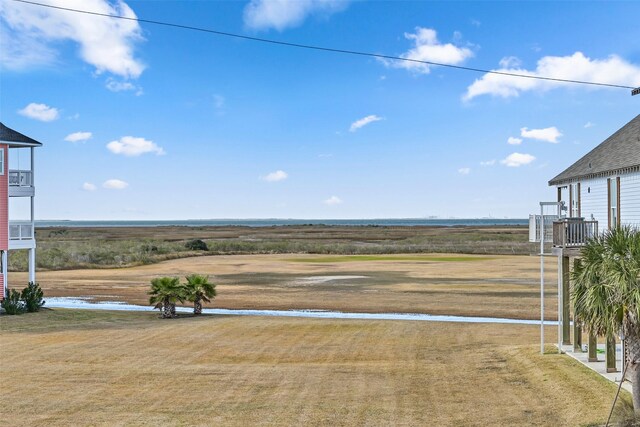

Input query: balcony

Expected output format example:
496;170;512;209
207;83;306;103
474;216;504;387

8;221;35;250
9;170;33;186
8;170;34;197
552;218;598;251
9;221;34;240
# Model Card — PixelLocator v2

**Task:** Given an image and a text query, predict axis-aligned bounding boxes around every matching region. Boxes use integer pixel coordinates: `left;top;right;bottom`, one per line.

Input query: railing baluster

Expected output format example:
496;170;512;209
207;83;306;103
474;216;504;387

552;219;598;248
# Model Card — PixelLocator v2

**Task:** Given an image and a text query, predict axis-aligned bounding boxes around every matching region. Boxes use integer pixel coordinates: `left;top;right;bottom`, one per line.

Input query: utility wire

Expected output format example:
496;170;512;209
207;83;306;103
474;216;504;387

10;0;638;91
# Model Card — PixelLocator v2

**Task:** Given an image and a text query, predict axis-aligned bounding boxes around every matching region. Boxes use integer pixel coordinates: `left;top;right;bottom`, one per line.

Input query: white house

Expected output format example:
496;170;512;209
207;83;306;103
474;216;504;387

542;114;639;372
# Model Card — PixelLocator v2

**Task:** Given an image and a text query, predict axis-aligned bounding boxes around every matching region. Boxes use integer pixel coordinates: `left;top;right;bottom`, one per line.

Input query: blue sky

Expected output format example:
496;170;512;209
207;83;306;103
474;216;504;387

1;0;639;220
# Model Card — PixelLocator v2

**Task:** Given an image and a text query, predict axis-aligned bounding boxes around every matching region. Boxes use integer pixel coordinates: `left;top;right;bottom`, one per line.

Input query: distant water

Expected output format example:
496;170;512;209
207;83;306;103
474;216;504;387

35;218;527;228
46;297;546;325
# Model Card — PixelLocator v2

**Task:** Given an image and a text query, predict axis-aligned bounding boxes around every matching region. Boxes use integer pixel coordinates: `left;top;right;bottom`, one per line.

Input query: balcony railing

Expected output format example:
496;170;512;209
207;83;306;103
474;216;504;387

9;170;33;187
528;214;559;243
9;221;34;240
552;218;598;248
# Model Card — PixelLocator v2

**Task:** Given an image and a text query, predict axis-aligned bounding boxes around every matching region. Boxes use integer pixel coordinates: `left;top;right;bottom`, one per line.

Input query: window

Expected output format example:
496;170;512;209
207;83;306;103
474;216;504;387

608;177;620;229
0;148;4;175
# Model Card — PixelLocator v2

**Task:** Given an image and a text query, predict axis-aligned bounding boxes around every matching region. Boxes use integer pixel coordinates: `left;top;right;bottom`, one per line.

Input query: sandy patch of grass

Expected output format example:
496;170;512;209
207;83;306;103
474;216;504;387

288;254;495;263
0;309;626;426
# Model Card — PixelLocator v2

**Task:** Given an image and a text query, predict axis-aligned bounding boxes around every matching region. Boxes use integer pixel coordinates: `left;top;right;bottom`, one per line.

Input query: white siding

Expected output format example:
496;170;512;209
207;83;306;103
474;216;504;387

577;177;608;225
556;171;640;230
621;171;640;227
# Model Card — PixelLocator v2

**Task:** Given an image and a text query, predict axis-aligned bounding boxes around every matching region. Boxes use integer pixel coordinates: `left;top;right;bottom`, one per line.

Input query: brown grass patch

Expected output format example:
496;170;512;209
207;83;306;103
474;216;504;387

12;253;559;320
0;309;624;426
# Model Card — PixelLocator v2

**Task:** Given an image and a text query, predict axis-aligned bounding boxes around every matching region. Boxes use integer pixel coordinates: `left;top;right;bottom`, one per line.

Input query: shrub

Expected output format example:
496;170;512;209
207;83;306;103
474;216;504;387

21;282;45;312
1;289;25;315
185;239;208;251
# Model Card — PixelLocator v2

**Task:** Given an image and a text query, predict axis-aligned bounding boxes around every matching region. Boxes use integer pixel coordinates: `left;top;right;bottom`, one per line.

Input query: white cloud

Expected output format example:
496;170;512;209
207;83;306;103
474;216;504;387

324;195;342;206
107;136;166;157
499;56;522;68
103;179;128;190
480;159;496;166
243;0;348;31
65;131;92;143
105;78;142;95
262;170;288;182
507;137;522;145
458;167;471;175
520;126;562;143
501;153;536;167
464;52;640;100
584;121;595;128
381;27;473;74
0;22;57;70
18;102;59;121
0;0;145;78
82;182;97;191
350;115;383;132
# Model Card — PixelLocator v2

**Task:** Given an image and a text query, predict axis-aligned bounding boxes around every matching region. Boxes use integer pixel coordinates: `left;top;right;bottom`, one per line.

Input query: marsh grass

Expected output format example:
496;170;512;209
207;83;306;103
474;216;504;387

8;225;533;271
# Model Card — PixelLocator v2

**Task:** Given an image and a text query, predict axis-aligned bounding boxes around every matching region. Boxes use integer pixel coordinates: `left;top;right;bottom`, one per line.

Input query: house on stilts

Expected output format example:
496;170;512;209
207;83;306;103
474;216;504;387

0;123;42;299
531;114;640;373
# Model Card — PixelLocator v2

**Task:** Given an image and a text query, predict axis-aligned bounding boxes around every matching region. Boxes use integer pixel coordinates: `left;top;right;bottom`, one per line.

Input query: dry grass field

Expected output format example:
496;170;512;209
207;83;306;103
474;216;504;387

3;226;623;426
11;252;558;320
0;309;629;426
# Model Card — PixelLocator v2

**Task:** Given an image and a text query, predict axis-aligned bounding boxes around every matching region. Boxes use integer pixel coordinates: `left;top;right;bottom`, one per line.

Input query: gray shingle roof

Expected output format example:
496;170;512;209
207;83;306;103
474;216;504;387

0;122;43;147
549;114;640;186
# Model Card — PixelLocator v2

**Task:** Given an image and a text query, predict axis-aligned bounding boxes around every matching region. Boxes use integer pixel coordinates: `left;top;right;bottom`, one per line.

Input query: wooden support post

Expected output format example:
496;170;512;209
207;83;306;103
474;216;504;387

562;256;571;345
606;334;617;373
574;320;583;352
573;259;582;353
588;332;598;362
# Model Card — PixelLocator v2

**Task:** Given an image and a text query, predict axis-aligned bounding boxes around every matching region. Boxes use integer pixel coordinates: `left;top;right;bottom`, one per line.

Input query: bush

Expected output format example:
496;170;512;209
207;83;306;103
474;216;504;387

185;239;208;251
21;282;45;312
1;289;25;315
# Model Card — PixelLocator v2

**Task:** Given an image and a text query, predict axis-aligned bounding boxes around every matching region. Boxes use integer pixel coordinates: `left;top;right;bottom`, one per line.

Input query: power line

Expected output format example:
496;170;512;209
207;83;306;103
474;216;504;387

10;0;638;91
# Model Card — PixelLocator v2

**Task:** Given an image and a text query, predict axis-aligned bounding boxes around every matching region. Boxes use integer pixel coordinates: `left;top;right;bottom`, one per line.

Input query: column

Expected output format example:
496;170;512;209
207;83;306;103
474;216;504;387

574;320;583;352
1;250;7;298
588;333;598;362
562;255;571;345
606;334;617;373
28;248;35;283
573;258;582;352
29;146;35;284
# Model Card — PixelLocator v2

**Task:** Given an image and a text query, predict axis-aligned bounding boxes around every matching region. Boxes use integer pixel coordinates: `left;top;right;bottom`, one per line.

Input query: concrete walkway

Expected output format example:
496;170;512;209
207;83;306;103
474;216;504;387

561;343;632;393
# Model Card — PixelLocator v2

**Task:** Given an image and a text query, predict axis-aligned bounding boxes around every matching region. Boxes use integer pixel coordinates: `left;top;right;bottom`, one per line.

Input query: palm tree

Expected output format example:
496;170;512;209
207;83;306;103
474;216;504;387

149;277;185;318
572;226;640;413
184;274;217;315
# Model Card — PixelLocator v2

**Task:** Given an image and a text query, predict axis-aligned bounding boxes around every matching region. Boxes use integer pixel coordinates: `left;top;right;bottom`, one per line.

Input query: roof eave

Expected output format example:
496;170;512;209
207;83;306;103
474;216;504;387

1;140;43;148
549;164;640;186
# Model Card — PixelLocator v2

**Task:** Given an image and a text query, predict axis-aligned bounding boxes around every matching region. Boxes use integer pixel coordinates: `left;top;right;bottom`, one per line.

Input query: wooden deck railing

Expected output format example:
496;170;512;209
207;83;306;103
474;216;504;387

552;219;598;248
